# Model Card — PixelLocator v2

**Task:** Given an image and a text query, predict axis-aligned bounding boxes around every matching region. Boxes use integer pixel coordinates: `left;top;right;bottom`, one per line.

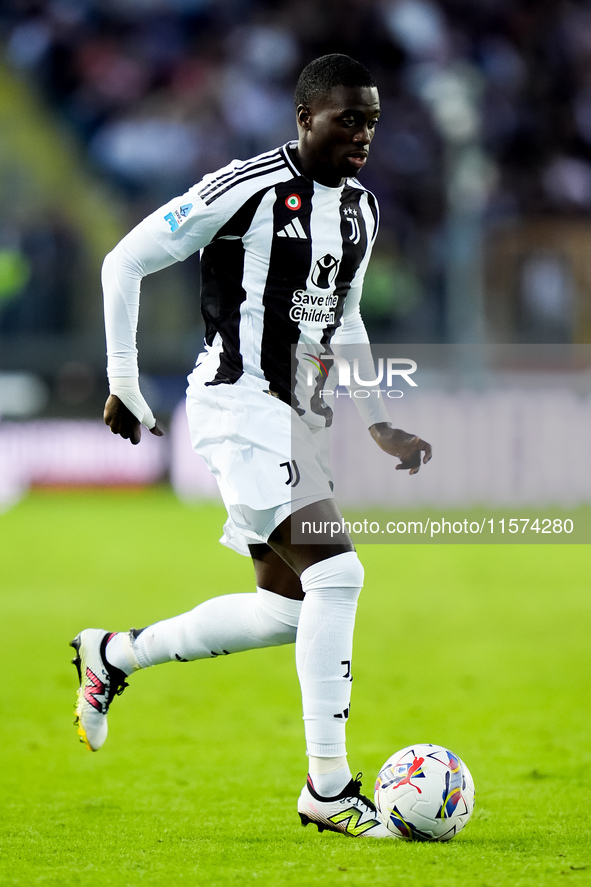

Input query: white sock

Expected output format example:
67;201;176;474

105;631;140;675
308;755;351;797
296;551;363;759
105;588;302;673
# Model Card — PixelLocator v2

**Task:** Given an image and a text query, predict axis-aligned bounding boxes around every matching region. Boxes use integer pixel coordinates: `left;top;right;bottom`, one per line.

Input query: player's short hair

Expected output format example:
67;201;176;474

294;54;376;107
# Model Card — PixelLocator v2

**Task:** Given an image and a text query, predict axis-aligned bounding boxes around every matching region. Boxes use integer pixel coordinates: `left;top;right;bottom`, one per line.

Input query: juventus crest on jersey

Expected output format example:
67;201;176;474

144;142;379;416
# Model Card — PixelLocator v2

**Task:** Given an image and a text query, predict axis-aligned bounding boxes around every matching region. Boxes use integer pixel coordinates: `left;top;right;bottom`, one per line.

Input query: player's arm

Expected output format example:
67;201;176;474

334;288;432;475
102;224;178;443
103;178;248;443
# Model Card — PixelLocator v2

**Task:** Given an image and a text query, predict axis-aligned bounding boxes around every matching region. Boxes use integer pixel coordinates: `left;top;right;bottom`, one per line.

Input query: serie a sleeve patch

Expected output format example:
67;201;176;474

163;202;194;232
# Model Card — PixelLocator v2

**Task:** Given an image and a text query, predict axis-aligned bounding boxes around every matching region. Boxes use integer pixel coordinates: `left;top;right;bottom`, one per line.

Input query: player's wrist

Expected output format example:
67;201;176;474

369;421;391;432
369;421;391;441
108;375;141;393
107;377;156;430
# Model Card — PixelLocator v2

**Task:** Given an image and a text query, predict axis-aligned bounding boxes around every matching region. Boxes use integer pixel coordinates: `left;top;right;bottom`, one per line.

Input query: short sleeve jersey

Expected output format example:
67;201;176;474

143;141;379;417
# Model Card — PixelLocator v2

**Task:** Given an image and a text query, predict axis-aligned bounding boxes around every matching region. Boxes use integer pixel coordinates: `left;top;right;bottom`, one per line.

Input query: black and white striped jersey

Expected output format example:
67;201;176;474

143;141;379;421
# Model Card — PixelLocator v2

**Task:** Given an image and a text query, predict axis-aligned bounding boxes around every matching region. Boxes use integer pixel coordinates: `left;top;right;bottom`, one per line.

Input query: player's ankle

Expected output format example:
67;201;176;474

307;758;352;799
105;630;142;675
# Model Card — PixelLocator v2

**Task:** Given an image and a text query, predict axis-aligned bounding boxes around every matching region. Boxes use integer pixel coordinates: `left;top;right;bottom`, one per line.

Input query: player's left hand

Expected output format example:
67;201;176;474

369;423;432;475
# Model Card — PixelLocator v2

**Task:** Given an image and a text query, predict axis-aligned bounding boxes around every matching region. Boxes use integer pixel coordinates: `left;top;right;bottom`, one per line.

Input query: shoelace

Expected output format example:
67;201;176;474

105;671;129;706
346;773;377;811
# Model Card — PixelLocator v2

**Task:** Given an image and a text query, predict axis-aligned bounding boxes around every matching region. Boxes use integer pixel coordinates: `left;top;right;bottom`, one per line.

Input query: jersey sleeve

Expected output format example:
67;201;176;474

102;165;262;378
140;153;292;261
141;186;229;262
332;193;389;428
103;149;293;380
333;286;391;428
103;223;178;379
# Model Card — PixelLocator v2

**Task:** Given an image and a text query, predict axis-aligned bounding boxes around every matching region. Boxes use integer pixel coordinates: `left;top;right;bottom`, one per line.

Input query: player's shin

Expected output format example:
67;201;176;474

296;551;363;796
105;589;302;672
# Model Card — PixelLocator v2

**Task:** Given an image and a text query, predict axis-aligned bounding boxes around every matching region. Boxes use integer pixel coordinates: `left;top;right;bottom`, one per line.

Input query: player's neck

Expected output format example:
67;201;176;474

292;145;345;188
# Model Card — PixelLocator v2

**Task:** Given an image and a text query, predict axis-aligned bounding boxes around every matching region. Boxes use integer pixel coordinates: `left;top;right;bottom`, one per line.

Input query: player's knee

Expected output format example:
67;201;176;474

261;622;298;647
251;588;302;646
300;550;364;597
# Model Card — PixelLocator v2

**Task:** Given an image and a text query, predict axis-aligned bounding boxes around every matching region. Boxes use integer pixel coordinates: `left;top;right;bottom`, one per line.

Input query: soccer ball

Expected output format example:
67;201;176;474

374;743;475;841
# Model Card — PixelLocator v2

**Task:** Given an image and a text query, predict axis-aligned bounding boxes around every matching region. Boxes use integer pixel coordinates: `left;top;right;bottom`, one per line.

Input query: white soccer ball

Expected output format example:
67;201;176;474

374;743;475;841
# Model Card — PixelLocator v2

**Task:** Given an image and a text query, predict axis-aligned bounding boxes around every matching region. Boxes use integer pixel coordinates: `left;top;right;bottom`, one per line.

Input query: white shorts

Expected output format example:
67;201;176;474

186;360;334;556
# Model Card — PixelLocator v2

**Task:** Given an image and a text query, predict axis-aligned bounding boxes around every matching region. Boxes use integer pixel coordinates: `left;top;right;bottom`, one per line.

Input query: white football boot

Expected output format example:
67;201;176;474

298;774;392;838
70;629;129;751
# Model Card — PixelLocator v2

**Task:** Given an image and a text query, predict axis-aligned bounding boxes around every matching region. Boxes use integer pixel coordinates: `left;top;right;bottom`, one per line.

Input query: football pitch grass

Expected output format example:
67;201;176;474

1;488;590;886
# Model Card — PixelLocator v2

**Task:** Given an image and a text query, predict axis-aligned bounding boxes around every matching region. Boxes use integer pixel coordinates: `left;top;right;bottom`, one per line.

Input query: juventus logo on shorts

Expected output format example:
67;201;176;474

311;254;339;289
280;459;300;487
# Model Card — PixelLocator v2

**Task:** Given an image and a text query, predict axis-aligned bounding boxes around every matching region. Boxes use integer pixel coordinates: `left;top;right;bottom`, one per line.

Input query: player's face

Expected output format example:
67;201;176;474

297;84;380;187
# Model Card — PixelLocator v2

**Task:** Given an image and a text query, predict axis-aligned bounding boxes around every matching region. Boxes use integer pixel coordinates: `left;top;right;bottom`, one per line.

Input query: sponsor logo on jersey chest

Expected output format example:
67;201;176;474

289;289;337;323
311;253;339;288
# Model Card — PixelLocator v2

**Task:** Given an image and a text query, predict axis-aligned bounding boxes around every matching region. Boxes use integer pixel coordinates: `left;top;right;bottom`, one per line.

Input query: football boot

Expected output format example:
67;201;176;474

70;629;128;751
298;773;392;838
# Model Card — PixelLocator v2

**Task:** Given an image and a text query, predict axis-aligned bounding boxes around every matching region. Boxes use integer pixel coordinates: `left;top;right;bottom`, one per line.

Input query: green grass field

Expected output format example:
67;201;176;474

1;488;590;886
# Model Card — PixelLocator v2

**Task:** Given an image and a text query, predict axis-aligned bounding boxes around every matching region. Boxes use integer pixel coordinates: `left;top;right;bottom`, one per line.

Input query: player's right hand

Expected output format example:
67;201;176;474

104;377;164;444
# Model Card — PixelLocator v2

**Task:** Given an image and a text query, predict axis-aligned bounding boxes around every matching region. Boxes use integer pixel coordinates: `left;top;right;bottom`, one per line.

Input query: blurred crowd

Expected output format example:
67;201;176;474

1;0;591;346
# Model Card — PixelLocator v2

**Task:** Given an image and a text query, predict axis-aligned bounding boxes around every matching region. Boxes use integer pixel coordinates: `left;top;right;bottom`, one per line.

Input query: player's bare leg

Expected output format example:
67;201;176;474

249;543;304;600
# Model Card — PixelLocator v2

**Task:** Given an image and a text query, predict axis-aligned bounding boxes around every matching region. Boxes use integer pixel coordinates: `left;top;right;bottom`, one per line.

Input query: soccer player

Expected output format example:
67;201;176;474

71;54;431;838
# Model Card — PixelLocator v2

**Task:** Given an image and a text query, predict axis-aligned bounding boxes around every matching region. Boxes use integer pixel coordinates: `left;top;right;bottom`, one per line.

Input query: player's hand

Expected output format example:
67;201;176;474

369;423;432;475
104;389;164;445
105;375;164;444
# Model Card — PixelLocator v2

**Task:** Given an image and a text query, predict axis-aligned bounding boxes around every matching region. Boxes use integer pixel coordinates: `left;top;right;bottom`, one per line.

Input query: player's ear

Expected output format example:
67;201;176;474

297;104;312;130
